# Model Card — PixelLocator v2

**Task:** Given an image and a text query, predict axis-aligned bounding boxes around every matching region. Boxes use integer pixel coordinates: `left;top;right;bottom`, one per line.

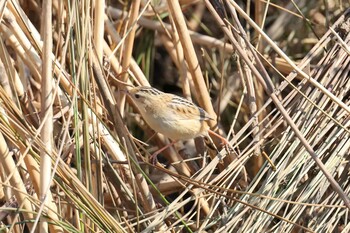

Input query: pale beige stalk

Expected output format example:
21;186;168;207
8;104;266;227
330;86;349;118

119;0;141;116
39;0;53;231
93;0;105;62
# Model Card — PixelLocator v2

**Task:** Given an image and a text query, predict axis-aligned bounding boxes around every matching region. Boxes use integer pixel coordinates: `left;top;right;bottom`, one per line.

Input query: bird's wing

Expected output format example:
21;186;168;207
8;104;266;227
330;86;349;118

167;96;216;121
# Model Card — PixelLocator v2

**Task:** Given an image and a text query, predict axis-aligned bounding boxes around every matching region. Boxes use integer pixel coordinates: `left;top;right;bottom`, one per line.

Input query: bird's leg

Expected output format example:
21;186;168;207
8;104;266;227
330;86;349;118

150;140;178;165
208;129;231;151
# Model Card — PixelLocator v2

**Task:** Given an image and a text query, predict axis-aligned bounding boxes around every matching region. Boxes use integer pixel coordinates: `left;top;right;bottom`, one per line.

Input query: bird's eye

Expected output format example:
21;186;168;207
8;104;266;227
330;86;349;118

134;93;140;99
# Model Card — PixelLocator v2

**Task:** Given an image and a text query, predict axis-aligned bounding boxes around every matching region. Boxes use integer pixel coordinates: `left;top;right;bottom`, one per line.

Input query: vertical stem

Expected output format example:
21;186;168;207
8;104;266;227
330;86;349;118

93;4;105;203
40;0;53;232
93;0;105;62
119;0;141;116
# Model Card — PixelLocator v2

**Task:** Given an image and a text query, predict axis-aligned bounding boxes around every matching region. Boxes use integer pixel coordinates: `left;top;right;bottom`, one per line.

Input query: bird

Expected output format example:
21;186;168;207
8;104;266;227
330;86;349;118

127;86;229;163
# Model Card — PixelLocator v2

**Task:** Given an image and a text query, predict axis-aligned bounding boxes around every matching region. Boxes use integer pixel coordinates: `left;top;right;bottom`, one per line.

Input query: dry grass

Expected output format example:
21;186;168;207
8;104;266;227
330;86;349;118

0;0;349;232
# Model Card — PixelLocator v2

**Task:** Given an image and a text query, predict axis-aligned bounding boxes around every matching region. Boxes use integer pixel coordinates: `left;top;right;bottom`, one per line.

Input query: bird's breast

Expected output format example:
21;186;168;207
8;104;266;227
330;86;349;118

142;113;207;141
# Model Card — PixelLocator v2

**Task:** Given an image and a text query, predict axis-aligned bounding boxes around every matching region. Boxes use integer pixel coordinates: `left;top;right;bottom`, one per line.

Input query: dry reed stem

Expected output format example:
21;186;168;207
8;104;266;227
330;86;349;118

38;0;54;231
253;0;269;168
93;0;105;62
119;0;142;116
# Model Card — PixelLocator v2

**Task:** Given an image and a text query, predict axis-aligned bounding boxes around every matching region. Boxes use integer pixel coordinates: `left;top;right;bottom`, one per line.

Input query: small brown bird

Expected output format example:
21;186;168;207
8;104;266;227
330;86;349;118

128;86;228;163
